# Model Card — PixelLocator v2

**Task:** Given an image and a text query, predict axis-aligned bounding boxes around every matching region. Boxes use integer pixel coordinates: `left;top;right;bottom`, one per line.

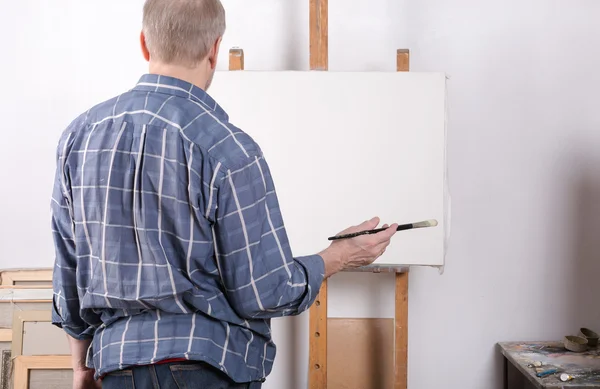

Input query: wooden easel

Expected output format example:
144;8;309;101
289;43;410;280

228;1;410;387
307;1;411;388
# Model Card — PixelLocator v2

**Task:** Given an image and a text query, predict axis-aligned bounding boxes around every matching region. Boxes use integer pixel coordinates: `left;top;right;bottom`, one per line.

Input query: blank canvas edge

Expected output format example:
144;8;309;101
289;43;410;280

439;74;451;275
406;73;450;274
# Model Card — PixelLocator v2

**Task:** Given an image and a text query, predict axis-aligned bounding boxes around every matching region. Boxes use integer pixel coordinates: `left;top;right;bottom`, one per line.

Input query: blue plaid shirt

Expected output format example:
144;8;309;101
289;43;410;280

50;74;325;383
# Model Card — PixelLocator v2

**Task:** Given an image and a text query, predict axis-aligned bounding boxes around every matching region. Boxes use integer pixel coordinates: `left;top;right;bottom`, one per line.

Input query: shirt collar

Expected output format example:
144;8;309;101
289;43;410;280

132;74;228;119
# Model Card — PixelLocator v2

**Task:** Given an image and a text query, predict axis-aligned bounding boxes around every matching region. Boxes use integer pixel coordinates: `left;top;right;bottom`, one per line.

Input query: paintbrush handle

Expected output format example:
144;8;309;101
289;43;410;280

327;223;413;241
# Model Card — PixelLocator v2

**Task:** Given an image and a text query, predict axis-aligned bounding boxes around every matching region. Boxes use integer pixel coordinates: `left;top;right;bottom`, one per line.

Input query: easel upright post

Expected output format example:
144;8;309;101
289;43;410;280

397;49;409;73
229;48;244;71
309;0;328;71
308;0;329;387
395;49;410;389
395;269;409;388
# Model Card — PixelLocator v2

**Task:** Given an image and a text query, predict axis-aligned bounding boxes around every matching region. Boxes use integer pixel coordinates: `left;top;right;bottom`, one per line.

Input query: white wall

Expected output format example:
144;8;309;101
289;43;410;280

4;0;600;388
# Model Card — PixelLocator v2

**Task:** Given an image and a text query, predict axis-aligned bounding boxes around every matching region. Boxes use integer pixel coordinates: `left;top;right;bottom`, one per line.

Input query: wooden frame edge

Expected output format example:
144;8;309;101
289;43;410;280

0;329;11;343
0;269;52;286
0;300;51;304
0;288;53;303
13;355;72;389
11;310;52;359
0;286;52;290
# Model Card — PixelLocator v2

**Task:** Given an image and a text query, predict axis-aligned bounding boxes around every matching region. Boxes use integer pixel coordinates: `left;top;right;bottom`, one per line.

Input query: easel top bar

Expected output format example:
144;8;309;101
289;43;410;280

343;264;409;274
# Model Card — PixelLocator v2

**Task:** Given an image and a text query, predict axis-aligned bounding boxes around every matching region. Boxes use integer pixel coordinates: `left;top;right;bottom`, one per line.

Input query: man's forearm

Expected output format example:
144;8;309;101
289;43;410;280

66;334;92;371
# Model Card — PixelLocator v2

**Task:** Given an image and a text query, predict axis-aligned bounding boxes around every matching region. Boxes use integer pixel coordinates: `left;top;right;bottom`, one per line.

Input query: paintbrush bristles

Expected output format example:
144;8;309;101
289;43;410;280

412;219;438;228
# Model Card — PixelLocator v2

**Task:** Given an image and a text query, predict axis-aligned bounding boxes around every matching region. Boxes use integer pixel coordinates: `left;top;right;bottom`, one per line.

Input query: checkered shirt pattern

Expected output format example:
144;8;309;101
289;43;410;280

50;74;325;383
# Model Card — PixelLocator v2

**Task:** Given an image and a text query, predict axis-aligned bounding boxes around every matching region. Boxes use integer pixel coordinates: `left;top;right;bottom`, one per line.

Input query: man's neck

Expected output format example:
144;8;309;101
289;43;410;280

148;61;210;91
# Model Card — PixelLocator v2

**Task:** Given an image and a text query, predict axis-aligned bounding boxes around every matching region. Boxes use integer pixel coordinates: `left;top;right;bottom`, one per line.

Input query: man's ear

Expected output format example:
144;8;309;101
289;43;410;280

208;37;222;70
140;31;150;62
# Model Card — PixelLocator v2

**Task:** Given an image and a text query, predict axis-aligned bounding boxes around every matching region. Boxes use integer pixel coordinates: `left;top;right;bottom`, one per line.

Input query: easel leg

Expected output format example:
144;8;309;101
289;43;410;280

309;282;327;389
395;273;409;389
308;0;329;387
394;49;410;389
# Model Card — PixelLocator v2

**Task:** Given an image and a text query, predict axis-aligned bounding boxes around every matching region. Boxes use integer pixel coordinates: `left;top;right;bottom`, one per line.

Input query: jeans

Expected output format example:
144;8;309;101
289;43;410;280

102;361;262;389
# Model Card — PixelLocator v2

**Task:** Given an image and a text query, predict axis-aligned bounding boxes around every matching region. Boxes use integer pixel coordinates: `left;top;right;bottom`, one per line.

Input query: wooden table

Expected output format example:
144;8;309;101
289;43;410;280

498;341;600;388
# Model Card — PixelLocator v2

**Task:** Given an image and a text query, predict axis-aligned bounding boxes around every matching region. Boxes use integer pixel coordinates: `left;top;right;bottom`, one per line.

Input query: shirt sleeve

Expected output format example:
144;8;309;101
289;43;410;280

211;155;325;320
50;133;93;340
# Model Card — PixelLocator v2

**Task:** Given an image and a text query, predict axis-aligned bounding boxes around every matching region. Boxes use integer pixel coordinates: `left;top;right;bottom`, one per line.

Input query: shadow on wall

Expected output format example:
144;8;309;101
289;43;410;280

489;150;600;389
568;160;600;333
278;4;304;384
284;1;303;70
289;315;301;386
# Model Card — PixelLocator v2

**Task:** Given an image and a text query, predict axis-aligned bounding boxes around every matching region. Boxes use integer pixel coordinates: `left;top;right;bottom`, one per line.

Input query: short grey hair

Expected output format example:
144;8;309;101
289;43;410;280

142;0;226;67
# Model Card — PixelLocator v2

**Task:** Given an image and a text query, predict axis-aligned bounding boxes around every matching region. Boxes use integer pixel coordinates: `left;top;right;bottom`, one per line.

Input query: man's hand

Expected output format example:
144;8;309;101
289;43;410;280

319;217;398;277
73;367;101;389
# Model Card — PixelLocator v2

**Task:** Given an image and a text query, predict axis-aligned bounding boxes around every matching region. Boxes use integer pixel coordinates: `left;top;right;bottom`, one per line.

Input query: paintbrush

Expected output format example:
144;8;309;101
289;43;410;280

327;219;438;241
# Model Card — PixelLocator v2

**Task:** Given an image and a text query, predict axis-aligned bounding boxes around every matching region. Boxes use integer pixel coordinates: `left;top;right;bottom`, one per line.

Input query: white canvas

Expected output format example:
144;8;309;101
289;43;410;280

208;71;447;266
